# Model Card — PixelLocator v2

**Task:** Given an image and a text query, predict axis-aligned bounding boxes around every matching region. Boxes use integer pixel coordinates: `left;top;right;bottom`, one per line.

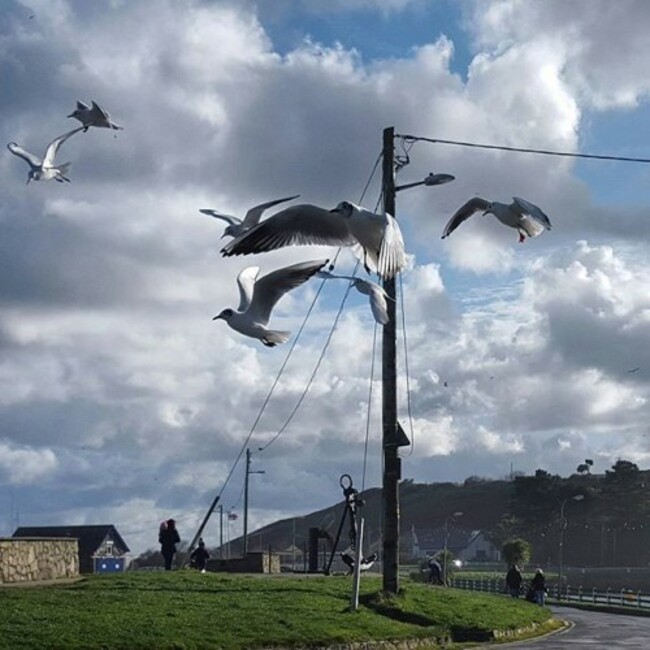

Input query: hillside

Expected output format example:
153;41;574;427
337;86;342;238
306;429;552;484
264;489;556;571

233;461;650;567
231;478;513;560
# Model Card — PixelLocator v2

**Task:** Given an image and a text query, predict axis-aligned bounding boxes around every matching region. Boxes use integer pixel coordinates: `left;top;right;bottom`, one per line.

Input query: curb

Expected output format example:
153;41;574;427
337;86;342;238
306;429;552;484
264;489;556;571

495;619;573;647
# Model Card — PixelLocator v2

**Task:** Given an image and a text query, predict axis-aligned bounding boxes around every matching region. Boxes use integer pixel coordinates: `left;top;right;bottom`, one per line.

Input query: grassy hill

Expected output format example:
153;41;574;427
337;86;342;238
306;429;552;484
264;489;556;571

0;572;556;649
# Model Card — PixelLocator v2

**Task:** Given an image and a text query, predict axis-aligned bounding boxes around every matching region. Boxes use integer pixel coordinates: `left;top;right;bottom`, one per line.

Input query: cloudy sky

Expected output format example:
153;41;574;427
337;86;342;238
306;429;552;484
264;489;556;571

2;0;650;555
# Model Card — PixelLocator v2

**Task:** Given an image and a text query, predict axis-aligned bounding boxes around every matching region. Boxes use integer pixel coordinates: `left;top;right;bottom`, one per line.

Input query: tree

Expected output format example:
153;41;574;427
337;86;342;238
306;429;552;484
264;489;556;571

577;459;593;475
502;538;531;567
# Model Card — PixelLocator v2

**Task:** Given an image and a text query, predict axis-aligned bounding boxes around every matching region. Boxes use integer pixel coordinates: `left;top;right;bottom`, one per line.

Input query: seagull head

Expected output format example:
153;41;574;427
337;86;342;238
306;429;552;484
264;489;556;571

222;225;236;238
330;201;358;218
67;109;81;119
213;308;234;322
27;170;38;184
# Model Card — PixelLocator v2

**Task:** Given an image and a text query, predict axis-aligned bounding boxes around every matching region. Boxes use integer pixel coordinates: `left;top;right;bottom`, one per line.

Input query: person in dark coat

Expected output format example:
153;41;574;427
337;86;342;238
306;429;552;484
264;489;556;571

427;557;443;585
505;564;523;598
530;568;547;606
190;538;210;573
159;518;181;570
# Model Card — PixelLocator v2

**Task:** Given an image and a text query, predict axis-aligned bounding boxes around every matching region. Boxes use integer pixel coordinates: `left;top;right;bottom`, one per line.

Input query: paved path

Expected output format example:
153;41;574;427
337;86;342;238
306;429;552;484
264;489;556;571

503;606;650;648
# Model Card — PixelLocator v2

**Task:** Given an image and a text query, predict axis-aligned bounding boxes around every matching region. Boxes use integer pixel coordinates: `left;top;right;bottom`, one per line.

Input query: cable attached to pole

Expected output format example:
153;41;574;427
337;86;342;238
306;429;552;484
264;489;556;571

397;134;650;164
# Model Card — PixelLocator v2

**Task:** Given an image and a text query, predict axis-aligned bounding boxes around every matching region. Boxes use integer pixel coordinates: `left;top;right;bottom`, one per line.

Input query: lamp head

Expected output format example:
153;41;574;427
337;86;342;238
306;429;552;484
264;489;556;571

573;494;585;502
423;172;455;186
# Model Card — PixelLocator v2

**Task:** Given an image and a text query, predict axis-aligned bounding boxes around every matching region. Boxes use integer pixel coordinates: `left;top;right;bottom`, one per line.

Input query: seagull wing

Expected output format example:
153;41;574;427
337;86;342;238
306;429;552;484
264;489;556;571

7;143;41;168
316;270;356;282
236;266;260;312
247;259;329;325
90;101;111;122
199;209;241;227
241;194;301;228
441;197;490;238
76;100;91;111
357;279;389;325
90;101;123;129
221;204;355;257
377;214;406;279
513;197;552;230
42;127;83;167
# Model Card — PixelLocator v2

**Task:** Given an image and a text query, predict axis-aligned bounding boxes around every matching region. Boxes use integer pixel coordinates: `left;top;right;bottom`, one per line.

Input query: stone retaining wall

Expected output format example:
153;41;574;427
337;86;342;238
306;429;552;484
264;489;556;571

0;537;79;584
207;551;281;574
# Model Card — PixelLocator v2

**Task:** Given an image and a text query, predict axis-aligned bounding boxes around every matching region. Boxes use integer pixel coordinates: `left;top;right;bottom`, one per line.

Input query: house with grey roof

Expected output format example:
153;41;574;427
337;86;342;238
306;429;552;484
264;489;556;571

13;524;130;574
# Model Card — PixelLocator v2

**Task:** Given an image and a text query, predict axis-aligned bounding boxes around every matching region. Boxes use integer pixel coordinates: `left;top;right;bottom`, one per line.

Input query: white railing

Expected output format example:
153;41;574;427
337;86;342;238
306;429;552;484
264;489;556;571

449;578;650;610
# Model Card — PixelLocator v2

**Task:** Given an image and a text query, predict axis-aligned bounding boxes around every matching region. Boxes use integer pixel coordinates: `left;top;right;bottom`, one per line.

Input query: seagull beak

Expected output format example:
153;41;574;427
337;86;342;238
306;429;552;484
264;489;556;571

67;113;74;118
220;233;228;239
212;314;223;321
26;177;31;185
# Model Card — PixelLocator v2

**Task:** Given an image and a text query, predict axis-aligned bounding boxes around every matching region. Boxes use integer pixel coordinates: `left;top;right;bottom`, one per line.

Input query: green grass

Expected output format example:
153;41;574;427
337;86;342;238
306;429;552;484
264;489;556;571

0;572;553;649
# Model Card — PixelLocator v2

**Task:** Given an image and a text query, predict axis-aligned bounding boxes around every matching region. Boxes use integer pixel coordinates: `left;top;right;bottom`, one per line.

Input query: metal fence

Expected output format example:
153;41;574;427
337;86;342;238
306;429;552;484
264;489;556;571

450;577;650;610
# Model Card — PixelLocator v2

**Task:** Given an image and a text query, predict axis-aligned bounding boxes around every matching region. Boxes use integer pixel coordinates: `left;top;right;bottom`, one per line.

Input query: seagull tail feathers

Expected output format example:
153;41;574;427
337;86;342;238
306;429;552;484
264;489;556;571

262;330;291;347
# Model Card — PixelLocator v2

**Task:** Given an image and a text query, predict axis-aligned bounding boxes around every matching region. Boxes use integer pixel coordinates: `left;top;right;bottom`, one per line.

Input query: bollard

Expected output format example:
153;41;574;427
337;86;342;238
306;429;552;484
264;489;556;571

607;588;611;606
578;586;582;602
592;587;596;604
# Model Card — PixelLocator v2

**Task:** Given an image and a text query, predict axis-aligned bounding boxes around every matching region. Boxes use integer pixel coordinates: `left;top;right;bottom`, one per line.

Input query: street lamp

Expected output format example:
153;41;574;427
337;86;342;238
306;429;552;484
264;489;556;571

558;494;584;599
442;511;463;586
395;172;455;193
243;448;265;557
381;126;455;594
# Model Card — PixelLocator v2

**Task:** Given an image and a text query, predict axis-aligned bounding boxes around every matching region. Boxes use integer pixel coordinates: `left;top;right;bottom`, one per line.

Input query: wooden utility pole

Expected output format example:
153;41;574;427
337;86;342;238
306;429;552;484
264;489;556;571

381;126;400;594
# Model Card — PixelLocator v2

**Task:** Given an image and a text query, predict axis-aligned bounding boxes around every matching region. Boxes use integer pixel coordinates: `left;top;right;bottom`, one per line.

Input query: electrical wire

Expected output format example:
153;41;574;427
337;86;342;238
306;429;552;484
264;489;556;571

397;134;650;164
361;322;378;494
186;150;384;543
257;266;358;452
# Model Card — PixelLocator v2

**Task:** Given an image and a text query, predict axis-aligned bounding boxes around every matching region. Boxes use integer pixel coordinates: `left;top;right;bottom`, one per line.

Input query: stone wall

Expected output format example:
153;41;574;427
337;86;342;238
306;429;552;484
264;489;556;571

0;537;79;584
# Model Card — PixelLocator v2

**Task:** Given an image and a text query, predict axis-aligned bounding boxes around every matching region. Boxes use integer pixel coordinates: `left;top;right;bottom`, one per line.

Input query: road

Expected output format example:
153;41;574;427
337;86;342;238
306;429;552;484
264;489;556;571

504;606;650;648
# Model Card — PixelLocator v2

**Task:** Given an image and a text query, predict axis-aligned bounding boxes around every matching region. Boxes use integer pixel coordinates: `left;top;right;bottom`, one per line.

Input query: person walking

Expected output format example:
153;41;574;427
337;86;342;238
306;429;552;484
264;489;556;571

427;556;443;585
159;518;181;571
530;568;547;606
505;564;523;598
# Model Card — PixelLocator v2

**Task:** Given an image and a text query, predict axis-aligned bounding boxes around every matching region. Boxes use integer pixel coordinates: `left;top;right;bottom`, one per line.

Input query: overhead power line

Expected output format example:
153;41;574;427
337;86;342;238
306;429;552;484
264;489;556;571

398;134;650;164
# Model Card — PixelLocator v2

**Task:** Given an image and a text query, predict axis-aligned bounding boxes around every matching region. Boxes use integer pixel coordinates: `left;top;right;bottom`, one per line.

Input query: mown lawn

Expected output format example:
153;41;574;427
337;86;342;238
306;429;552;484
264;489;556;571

0;572;555;649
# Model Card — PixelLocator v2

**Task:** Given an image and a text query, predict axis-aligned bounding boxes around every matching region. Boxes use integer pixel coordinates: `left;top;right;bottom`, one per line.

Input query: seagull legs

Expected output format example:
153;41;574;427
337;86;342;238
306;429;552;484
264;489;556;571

518;230;526;243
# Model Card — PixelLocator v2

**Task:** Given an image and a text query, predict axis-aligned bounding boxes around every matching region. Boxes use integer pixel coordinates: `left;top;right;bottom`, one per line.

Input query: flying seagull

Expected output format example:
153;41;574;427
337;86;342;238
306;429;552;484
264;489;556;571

442;196;552;243
68;100;123;131
199;194;300;239
317;270;390;325
213;259;329;347
7;127;84;184
221;201;406;279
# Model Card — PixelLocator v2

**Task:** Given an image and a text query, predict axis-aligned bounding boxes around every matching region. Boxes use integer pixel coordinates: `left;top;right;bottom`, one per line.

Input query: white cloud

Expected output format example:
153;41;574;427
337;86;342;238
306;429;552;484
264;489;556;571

0;441;58;484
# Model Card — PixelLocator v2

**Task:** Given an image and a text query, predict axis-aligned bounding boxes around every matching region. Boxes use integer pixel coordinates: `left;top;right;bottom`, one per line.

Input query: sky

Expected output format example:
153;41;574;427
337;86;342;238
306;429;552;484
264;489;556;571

2;0;650;555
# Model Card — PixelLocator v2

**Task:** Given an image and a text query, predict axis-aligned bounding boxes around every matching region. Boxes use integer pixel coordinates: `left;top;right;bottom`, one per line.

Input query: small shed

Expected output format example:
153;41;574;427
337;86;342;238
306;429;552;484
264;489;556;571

13;525;130;574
